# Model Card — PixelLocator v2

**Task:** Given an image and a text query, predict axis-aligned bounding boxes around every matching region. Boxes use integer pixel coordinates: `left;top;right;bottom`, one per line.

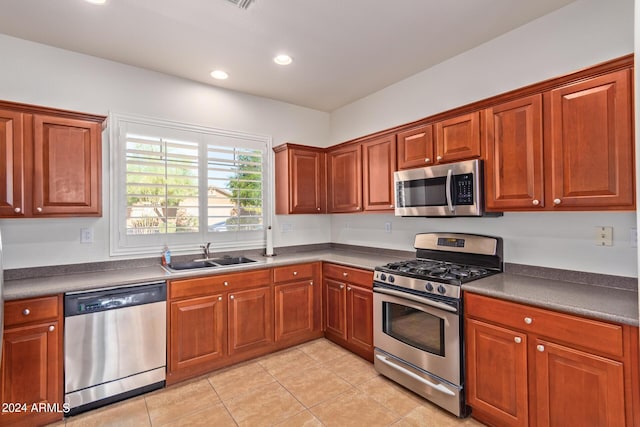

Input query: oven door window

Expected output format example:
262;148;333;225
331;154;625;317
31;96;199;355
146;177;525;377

382;301;444;356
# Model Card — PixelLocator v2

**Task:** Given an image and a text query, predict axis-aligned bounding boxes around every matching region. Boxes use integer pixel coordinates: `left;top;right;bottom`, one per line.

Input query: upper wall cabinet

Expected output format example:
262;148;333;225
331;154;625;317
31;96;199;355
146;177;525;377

0;101;105;218
435;111;482;164
396;125;434;169
547;69;634;210
274;143;325;214
327;143;362;213
362;135;396;211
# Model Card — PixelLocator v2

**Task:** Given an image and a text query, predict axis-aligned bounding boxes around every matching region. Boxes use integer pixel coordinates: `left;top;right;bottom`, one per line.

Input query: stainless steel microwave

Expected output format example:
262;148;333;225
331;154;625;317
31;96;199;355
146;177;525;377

394;159;491;217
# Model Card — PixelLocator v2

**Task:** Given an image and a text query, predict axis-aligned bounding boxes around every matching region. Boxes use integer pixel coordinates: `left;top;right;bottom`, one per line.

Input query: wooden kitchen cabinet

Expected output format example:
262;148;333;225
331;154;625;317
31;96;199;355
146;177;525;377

167;268;272;384
362;134;396;211
465;292;638;426
274;143;325;214
1;295;63;427
547;69;634;210
397;124;435;170
273;263;322;346
435;111;482;163
484;95;544;211
322;263;374;361
327;143;362;213
227;286;273;356
0;100;105;218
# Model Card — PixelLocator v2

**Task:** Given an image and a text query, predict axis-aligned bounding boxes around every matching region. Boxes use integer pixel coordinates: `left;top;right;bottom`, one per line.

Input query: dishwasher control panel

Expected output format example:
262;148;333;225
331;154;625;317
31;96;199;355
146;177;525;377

65;281;167;316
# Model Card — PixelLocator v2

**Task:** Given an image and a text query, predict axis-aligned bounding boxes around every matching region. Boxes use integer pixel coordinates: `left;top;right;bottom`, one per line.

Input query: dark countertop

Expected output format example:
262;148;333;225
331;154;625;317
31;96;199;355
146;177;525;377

4;246;638;326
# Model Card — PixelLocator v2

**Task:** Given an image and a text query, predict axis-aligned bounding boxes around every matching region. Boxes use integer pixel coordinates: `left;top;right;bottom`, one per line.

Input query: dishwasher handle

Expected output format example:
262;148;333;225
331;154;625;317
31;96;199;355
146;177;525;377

65;281;166;317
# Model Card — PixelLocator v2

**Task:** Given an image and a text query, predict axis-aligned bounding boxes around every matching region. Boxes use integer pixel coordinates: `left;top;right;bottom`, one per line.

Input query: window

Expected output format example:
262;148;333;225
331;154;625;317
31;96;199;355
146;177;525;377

110;113;271;256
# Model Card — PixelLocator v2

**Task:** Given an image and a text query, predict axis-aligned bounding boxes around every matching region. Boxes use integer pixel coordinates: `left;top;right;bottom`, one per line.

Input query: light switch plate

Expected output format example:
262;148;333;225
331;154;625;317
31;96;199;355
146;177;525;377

80;227;94;244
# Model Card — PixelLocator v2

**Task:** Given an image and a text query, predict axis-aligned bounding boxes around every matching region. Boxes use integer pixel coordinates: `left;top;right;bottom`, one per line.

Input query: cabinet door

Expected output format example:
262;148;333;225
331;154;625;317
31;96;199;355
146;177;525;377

534;339;625;427
548;69;634;209
346;285;373;356
324;278;347;339
0;109;25;217
435;112;481;163
327;144;362;213
362;135;396;211
465;319;528;427
169;295;226;373
228;286;273;355
274;280;317;343
484;95;544;211
1;322;62;426
397;125;434;170
289;148;325;214
32;114;102;216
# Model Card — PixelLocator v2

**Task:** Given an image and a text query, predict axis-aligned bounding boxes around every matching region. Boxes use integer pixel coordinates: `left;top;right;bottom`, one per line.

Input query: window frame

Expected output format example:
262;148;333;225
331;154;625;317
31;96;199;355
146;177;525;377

109;112;272;257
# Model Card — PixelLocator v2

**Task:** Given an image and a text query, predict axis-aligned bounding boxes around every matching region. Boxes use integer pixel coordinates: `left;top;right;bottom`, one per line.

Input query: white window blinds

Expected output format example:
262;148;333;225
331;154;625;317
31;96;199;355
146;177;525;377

110;113;270;256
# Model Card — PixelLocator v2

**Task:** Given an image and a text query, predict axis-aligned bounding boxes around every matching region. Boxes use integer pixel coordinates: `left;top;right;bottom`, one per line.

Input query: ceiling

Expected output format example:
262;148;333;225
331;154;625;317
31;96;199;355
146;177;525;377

0;0;576;112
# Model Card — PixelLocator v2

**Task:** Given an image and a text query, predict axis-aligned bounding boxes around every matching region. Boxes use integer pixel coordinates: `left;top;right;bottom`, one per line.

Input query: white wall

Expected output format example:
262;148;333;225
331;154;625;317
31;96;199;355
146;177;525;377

329;0;638;277
0;34;331;269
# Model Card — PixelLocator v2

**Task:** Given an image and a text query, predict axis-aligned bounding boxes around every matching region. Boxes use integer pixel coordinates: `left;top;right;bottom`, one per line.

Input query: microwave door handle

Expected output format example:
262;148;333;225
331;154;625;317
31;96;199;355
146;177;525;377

445;168;454;213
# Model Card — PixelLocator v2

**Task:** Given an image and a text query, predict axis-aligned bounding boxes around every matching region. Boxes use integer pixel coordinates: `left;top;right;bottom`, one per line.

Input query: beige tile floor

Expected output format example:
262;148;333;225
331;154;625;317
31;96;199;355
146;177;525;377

51;339;486;427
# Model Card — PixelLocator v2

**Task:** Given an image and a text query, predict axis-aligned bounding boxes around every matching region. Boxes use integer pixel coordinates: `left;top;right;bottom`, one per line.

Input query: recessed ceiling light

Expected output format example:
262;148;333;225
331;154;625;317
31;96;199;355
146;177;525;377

273;54;293;66
210;70;229;80
85;0;107;4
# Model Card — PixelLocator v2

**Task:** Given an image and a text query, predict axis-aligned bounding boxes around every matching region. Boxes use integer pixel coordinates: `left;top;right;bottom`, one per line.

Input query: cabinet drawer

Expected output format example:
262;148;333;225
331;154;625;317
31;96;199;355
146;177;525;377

273;263;315;283
323;263;373;288
465;293;624;359
4;295;59;327
170;268;271;300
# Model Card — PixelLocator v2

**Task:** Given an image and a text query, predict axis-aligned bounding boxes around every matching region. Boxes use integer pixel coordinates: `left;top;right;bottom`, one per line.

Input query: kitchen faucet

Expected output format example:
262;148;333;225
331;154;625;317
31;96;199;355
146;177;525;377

200;242;212;259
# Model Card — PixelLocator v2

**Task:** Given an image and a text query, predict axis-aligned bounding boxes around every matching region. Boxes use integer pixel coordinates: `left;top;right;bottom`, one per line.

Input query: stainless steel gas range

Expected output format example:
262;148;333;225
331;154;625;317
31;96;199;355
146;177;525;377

373;232;503;417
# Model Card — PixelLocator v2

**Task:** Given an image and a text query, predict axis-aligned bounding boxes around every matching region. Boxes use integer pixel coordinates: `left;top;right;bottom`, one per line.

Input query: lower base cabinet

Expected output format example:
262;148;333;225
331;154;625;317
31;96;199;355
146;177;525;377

0;296;63;427
465;292;639;427
228;286;273;355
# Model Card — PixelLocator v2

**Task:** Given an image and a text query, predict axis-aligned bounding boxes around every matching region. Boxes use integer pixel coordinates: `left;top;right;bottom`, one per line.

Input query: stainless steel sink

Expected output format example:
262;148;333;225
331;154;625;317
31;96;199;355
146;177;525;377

166;256;257;271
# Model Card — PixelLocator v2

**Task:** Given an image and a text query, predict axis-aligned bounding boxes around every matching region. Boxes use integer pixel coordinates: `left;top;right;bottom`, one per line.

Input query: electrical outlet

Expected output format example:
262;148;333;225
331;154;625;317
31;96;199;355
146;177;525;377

595;226;613;246
280;223;293;233
80;227;94;244
384;222;392;233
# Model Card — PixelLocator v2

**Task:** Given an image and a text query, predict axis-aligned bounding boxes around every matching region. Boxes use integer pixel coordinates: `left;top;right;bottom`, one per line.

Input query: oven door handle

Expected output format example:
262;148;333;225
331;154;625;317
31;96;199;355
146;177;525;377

373;287;457;313
375;353;455;396
445;168;454;213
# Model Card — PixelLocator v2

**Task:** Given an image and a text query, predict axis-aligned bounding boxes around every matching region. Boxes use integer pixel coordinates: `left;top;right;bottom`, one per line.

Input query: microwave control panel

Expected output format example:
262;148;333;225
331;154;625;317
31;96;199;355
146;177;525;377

454;173;474;205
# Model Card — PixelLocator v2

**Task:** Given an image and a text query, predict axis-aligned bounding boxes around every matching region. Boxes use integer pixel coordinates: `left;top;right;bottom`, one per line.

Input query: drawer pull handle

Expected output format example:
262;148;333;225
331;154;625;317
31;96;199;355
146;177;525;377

537;345;545;352
524;317;533;324
514;337;522;344
230;295;235;300
224;281;229;286
343;272;348;277
48;325;55;332
293;271;298;276
23;309;30;316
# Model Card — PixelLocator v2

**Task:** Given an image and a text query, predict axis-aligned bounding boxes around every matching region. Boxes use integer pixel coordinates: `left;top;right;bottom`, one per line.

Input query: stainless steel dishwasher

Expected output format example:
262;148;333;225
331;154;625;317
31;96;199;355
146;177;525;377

64;281;166;416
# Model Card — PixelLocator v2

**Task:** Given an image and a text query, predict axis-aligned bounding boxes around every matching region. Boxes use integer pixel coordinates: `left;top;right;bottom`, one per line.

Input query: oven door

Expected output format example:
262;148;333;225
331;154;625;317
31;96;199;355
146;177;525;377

373;286;460;386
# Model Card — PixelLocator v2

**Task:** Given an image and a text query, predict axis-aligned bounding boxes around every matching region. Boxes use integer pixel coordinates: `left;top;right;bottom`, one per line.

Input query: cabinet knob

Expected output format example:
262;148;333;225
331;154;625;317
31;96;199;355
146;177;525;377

514;337;522;344
389;205;393;208
224;281;229;286
553;198;561;205
347;286;352;291
23;308;30;316
317;207;321;211
230;295;235;300
309;281;314;286
339;284;345;289
524;317;533;324
355;206;360;210
343;272;348;277
537;344;545;352
218;296;222;301
436;156;442;161
48;325;55;332
14;207;21;213
293;271;298;276
36;207;43;212
425;158;430;163
532;199;540;206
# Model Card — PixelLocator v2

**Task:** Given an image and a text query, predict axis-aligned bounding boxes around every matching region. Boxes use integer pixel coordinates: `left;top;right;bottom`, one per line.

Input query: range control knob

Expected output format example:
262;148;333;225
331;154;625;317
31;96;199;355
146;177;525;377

425;282;434;292
437;285;447;295
388;275;395;283
380;273;387;281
